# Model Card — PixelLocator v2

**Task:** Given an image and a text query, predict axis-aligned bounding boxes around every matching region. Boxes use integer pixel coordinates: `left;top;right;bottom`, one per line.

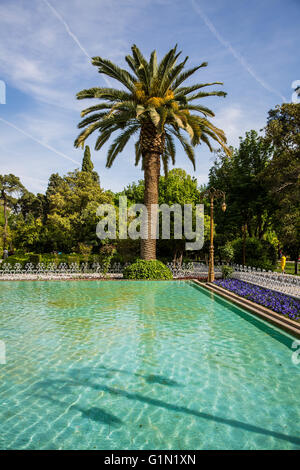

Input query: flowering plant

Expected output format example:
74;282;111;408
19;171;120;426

214;278;300;322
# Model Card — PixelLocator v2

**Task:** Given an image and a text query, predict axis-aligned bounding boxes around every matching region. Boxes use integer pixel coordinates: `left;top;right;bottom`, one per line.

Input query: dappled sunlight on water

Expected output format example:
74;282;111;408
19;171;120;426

0;281;299;450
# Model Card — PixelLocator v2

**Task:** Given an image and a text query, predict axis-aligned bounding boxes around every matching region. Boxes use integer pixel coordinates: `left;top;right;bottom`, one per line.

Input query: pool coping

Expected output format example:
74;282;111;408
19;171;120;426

192;280;300;339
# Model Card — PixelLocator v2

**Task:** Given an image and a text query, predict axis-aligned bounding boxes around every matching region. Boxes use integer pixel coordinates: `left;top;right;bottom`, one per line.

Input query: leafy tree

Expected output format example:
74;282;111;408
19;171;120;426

263;103;300;272
120;168;210;262
17;190;46;220
74;44;229;260
232;237;277;271
219;241;234;263
81;145;94;172
208;131;274;248
81;145;100;183
0;174;24;249
45;169;112;252
12;213;43;251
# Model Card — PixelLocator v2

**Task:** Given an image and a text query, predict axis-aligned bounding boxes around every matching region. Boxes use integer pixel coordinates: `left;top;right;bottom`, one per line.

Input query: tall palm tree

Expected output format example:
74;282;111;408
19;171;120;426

75;45;229;260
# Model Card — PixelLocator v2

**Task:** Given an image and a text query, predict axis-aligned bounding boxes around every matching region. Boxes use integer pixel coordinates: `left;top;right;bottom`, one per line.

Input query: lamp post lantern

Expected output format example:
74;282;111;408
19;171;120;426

201;187;226;283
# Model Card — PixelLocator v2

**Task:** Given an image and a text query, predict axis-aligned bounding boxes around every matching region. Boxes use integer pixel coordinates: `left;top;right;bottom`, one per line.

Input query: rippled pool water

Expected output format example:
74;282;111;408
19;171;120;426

0;280;299;450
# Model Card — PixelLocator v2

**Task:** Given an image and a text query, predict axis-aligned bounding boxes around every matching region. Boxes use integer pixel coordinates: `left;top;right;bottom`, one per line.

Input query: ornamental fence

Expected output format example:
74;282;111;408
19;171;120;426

231;269;300;299
0;262;126;279
0;261;299;298
0;260;221;279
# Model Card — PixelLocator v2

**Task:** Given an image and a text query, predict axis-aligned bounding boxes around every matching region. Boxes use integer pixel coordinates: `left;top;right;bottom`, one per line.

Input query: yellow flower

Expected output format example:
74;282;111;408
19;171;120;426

147;97;164;107
165;89;174;100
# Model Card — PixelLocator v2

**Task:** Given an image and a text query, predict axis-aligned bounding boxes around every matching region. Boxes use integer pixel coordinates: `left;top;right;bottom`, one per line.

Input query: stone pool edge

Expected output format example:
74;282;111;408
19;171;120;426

193;279;300;339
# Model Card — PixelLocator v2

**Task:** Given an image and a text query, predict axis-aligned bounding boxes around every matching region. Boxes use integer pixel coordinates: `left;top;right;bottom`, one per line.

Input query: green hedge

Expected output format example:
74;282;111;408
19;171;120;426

123;260;173;280
29;254;41;264
1;252;116;268
0;254;28;268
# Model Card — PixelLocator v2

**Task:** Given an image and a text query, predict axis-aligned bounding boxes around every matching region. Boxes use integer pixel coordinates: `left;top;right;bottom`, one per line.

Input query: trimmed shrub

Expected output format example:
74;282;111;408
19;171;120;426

0;255;28;268
29;254;42;265
221;265;233;279
123;260;173;280
78;243;92;259
66;255;80;265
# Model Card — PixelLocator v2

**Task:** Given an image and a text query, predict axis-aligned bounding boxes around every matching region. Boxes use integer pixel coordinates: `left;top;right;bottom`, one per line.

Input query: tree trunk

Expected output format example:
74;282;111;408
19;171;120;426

242;224;247;266
140;151;160;260
3;195;7;250
139;122;164;260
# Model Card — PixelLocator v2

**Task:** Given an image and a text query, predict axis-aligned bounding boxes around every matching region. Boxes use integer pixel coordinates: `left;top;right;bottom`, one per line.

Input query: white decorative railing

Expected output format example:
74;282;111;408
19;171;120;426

0;262;128;279
1;261;297;296
0;260;220;280
230;265;300;299
166;262;222;278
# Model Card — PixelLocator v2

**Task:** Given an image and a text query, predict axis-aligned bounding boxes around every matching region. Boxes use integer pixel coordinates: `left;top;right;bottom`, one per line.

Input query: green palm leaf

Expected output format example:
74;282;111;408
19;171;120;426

75;44;229;168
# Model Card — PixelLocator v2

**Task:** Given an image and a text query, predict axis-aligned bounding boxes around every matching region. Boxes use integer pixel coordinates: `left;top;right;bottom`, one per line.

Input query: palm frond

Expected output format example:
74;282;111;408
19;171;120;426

180;104;215;117
165;132;176;165
157;45;180;87
74;121;103;148
80;103;113;117
106;125;139;168
175;82;223;97
78;112;110;129
160;57;188;95
172;62;207;90
170;128;196;170
92;57;136;91
149;50;158;79
131;45;150;90
77;87;132;102
188;90;227;101
95;129;117;150
135;140;142;166
75;45;228;169
159;54;182;95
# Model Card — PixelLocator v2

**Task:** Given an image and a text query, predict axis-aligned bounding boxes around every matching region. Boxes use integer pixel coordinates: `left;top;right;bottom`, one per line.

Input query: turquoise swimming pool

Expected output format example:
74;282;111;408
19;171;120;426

0;280;299;450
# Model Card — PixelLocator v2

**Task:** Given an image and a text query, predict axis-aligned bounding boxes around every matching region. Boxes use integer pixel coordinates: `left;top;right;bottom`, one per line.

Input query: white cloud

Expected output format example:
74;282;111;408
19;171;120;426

191;0;287;103
0;116;79;165
213;105;265;146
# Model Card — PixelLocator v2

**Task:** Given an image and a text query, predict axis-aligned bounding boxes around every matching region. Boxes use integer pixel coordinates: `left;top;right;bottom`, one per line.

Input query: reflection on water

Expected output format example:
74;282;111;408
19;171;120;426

0;280;299;450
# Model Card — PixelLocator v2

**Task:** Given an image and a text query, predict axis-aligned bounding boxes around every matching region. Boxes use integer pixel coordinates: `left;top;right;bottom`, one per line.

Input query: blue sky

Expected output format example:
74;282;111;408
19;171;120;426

0;0;298;194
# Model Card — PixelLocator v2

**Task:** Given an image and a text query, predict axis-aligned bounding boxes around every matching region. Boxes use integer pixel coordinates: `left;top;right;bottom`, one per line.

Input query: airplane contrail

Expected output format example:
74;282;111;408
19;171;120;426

191;0;286;102
0;144;49;185
42;0;111;87
0;117;80;165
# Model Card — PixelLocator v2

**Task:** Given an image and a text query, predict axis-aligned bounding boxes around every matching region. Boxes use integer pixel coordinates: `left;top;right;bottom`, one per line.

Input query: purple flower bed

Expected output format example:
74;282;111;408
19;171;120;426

214;278;300;322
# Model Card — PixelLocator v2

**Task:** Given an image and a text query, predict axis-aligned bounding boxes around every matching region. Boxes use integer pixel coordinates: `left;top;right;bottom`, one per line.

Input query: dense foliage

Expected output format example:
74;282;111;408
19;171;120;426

231;237;277;271
208;105;300;273
0;104;299;273
221;265;233;279
123;260;173;280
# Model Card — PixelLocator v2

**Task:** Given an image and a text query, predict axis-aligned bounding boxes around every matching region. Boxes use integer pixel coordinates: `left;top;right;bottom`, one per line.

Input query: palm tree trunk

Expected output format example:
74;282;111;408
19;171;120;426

140;152;160;260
